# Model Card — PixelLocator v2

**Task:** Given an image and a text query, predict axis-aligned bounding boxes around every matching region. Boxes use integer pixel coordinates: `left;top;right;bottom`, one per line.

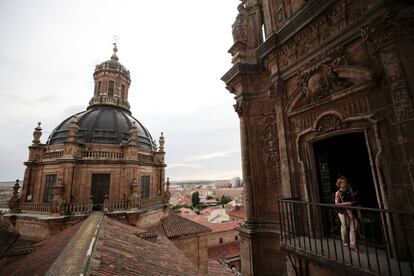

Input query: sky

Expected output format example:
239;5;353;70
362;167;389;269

0;0;242;181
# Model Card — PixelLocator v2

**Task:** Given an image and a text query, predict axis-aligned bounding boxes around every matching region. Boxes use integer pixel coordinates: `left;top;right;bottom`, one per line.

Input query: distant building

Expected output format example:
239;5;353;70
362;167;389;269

229;177;241;188
227;206;245;222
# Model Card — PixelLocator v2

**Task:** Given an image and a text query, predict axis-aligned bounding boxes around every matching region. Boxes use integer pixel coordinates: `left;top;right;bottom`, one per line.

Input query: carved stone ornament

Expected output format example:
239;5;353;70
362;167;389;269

315;114;344;133
263;115;281;185
32;122;42;144
164;177;171;203
50;178;65;215
362;11;414;51
232;1;248;43
234;101;247;117
268;75;284;100
297;59;351;105
380;46;414;123
9;179;21;213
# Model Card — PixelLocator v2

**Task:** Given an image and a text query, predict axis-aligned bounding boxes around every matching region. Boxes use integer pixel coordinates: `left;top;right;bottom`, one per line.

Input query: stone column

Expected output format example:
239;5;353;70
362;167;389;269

235;101;253;221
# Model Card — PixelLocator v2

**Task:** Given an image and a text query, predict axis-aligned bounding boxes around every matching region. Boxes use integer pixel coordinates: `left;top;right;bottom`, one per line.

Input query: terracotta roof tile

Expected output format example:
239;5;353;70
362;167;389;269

2;221;82;276
0;221;18;257
206;221;240;233
208;258;236;276
227;207;245;219
157;213;211;238
208;241;241;261
89;216;201;276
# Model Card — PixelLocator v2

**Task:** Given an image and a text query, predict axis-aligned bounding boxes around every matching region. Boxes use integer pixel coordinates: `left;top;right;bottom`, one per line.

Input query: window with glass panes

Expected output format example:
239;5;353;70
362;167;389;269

43;174;57;203
108;81;114;97
140;176;150;198
121;84;125;99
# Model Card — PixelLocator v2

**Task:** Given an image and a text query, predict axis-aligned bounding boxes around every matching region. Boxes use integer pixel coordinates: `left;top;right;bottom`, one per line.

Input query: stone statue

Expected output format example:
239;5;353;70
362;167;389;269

128;178;140;208
50;178;65;215
232;2;248;43
9;179;21;213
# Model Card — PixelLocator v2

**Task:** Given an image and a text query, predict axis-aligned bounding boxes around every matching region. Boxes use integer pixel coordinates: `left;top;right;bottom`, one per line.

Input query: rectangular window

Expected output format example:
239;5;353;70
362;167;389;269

43;174;57;203
140;175;150;198
108;81;114;97
98;81;102;94
121;85;125;99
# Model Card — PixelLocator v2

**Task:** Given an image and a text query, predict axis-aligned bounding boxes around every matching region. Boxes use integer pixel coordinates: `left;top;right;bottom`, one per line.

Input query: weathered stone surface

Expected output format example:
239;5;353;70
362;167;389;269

223;1;414;275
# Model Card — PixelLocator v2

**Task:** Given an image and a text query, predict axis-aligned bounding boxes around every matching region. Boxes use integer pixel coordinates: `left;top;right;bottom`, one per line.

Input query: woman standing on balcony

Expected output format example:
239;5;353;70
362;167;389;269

335;176;359;251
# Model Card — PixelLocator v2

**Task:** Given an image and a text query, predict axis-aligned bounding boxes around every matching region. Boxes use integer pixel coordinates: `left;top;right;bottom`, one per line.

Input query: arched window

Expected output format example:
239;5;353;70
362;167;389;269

121;84;125;99
141;175;150;198
108;81;114;97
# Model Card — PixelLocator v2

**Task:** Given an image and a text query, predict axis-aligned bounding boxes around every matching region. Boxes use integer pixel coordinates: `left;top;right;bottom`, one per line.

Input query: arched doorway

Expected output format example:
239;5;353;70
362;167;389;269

312;132;383;244
313;132;377;208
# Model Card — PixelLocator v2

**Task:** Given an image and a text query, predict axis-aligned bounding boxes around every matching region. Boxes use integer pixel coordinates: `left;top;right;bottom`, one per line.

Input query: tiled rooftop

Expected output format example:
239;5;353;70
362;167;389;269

208;241;241;261
88;216;202;276
155;213;211;238
0;221;18;257
1;221;82;276
205;221;240;233
227;207;245;219
208;258;236;276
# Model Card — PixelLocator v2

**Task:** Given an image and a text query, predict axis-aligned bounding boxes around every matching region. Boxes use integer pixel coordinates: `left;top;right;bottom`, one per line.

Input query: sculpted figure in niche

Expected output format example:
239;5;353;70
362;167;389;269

232;1;248;43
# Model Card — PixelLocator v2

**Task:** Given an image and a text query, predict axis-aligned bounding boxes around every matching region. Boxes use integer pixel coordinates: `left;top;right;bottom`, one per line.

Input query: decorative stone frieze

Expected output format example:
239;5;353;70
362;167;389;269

263;114;281;186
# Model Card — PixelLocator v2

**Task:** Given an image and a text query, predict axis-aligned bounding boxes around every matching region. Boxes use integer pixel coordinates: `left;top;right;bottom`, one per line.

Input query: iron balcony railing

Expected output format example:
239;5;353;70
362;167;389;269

276;199;414;276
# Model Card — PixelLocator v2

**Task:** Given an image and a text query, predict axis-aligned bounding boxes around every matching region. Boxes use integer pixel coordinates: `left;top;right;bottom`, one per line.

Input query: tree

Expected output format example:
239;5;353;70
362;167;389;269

220;195;232;205
192;191;200;207
206;195;213;200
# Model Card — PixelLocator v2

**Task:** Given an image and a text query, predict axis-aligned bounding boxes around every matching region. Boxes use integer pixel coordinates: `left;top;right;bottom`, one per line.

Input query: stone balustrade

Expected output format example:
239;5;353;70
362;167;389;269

42;151;64;159
141;196;165;207
20;202;51;213
82;150;124;159
103;196;165;212
63;202;93;215
104;200;129;211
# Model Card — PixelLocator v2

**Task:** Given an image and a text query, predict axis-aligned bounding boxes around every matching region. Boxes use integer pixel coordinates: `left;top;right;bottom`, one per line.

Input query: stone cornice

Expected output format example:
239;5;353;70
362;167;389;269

221;63;263;85
256;0;336;60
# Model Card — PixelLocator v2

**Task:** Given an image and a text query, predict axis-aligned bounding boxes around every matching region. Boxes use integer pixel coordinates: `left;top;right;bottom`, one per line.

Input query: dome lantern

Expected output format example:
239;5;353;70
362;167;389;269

88;44;131;111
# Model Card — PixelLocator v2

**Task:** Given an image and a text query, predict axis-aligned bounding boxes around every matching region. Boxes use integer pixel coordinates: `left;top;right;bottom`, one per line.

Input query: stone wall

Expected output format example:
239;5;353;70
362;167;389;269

171;234;209;275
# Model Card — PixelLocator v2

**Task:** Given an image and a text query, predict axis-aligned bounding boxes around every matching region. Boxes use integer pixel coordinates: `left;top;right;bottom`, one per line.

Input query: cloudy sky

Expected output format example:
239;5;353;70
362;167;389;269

0;0;241;181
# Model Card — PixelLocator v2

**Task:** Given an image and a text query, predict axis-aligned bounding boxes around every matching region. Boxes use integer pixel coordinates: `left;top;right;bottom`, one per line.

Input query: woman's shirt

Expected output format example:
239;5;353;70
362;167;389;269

338;189;353;203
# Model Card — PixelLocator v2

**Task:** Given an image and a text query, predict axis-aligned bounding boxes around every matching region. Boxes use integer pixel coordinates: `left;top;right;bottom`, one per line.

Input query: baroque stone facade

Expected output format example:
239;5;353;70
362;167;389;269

223;0;414;275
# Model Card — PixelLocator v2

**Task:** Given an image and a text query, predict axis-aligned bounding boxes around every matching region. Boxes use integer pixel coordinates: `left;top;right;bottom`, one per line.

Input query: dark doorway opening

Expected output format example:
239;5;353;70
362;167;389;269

91;174;110;210
313;132;377;208
313;132;383;244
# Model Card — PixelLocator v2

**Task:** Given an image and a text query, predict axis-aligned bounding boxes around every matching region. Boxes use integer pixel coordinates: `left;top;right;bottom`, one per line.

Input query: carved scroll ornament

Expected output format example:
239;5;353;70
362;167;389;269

315;114;344;133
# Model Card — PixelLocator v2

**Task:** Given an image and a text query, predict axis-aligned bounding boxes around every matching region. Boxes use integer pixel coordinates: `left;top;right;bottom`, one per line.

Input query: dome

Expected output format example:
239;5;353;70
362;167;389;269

47;106;155;149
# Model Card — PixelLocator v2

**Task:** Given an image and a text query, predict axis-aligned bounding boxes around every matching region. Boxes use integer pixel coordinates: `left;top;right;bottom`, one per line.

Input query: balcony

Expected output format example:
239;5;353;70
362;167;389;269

276;199;414;275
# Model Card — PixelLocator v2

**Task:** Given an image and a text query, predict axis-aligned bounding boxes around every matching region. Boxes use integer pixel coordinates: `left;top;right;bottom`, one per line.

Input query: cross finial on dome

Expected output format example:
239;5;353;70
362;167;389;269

111;42;119;61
